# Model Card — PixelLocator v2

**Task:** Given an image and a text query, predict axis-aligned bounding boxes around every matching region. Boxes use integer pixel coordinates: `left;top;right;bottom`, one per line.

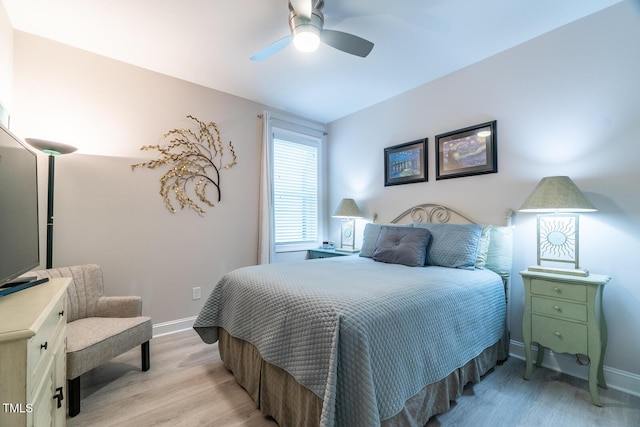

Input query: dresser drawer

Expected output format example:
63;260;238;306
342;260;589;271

532;314;588;354
530;279;586;302
531;296;587;322
28;295;66;383
0;278;69;427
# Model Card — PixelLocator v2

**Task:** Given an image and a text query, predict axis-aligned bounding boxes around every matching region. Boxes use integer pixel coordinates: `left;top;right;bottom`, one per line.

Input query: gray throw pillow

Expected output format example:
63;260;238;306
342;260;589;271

360;223;410;258
372;226;432;267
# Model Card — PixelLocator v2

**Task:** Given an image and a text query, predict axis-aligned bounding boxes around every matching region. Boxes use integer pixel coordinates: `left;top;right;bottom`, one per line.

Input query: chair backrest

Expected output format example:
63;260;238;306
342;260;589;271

31;264;105;322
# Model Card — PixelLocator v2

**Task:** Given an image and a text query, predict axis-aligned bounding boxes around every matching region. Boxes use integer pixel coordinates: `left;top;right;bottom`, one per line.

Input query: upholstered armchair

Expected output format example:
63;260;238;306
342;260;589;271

31;264;152;417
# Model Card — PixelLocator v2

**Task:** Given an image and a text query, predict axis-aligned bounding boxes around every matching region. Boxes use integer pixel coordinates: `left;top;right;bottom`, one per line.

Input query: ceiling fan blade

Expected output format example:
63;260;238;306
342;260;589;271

290;0;313;19
250;36;292;61
320;29;374;58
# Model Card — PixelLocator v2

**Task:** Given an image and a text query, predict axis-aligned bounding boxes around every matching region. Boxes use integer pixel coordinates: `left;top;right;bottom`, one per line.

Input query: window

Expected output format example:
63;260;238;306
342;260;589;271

271;124;324;252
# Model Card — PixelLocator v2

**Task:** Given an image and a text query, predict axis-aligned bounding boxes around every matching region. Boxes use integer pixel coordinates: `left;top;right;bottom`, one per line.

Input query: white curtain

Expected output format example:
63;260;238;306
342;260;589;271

258;111;275;264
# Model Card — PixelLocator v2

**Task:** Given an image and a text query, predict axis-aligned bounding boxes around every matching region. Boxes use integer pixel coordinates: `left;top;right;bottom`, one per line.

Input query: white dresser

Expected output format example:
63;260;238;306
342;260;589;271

0;278;69;426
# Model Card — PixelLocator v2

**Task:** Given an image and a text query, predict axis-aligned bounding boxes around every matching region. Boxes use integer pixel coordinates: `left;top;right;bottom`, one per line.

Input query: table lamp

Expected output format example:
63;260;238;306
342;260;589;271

519;176;596;276
333;198;363;253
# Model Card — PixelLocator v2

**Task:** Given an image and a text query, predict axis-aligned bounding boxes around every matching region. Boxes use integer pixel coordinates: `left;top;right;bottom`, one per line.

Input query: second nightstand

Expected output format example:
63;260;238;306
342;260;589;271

521;270;610;406
308;248;358;259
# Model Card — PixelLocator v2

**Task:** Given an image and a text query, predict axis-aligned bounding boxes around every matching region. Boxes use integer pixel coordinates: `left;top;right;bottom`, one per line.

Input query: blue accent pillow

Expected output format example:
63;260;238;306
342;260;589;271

373;226;432;267
475;225;492;269
412;223;482;270
485;225;514;275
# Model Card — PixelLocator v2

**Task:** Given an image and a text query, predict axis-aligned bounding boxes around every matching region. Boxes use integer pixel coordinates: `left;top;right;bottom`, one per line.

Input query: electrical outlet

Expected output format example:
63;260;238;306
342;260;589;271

192;287;201;300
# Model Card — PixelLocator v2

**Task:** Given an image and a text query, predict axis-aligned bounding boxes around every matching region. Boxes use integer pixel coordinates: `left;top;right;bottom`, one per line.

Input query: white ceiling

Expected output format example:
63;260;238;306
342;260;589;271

3;0;622;123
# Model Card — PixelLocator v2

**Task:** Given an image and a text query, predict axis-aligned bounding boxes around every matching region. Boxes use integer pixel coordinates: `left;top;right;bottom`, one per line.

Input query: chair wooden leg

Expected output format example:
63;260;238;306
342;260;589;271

68;376;81;417
141;341;150;371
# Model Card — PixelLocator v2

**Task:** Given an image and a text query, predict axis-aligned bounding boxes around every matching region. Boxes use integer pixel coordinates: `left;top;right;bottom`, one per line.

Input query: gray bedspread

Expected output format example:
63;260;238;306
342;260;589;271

194;256;506;427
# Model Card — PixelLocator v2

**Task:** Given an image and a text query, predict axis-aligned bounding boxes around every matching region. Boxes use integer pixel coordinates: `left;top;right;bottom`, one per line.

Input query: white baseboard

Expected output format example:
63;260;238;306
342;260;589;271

152;316;197;338
510;340;640;398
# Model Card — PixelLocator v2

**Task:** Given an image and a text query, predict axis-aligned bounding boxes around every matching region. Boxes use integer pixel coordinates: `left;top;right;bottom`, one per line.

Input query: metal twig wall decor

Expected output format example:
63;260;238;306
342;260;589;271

131;115;237;215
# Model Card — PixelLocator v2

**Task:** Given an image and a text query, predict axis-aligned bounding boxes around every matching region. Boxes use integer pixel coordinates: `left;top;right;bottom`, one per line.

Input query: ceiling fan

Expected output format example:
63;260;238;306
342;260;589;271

251;0;374;61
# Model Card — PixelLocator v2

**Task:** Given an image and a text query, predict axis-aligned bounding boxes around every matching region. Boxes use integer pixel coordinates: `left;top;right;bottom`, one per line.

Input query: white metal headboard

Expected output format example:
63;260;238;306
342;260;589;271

390;203;513;226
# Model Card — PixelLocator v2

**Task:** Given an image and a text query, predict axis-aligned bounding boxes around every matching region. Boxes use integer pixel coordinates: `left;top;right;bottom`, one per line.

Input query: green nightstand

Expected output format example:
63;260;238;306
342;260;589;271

308;248;359;259
521;270;610;406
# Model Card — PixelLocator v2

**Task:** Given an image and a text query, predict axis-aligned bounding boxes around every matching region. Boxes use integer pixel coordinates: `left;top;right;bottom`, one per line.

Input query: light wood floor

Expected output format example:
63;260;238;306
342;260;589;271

68;329;640;427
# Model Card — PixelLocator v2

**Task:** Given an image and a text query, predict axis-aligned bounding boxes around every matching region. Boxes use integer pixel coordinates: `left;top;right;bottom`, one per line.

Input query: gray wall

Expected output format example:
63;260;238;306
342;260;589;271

8;32;269;331
327;2;640;392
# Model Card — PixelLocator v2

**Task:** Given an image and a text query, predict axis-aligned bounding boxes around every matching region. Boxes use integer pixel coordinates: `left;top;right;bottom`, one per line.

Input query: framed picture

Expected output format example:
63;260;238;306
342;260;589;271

435;120;497;180
384;138;427;186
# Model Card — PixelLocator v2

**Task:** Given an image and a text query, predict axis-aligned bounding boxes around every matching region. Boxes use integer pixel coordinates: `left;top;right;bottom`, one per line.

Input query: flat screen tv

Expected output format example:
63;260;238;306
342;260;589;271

0;125;40;288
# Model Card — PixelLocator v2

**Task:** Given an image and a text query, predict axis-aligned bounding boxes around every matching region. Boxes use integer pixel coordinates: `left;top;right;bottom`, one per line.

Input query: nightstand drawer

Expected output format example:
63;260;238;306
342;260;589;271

530;279;586;302
531;296;587;322
532;314;588;354
308;249;355;259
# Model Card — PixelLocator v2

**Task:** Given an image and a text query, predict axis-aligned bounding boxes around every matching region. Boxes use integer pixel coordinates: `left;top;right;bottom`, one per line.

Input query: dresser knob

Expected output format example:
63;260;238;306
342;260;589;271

554;331;562;338
53;386;64;408
553;287;561;293
553;305;561;311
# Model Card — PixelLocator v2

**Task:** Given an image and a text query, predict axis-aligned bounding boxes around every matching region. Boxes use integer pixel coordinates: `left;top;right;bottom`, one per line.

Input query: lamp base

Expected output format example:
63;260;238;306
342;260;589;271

336;248;360;253
527;265;589;277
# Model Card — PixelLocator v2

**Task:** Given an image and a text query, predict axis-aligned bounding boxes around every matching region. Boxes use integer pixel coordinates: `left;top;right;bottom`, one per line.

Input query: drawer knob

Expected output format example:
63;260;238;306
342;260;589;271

59;310;64;317
553;305;561;311
553;287;561;293
41;341;48;350
554;331;562;338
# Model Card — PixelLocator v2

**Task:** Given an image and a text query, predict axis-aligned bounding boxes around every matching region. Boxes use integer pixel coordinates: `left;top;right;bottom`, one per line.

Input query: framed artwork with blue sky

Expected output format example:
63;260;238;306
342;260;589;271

435;120;497;180
384;138;427;186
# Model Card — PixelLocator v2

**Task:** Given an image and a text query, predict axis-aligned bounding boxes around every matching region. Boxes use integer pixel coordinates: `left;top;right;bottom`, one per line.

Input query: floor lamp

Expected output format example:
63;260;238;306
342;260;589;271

25;138;77;269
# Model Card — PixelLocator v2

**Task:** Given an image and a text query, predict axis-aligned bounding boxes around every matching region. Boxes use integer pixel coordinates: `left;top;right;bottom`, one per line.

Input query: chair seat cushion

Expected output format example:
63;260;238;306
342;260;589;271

66;316;152;379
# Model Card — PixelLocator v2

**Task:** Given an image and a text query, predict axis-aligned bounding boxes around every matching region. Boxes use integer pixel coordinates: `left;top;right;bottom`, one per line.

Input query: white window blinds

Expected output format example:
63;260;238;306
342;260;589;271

273;134;320;245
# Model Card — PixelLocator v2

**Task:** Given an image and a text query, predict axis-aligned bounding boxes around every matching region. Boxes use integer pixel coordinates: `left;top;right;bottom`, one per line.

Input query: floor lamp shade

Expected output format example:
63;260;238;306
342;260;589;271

25;138;77;269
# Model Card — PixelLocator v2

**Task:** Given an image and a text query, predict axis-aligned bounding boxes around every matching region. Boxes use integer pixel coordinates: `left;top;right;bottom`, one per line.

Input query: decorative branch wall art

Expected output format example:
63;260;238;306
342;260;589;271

131;115;237;215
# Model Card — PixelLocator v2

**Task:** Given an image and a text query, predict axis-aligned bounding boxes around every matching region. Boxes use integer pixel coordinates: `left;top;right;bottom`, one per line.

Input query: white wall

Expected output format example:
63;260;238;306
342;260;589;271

9;32;270;330
328;1;640;392
0;3;13;115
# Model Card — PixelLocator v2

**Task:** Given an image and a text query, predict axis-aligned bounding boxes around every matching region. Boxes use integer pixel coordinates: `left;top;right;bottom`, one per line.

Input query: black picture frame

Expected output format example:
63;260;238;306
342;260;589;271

435;121;497;180
384;138;427;186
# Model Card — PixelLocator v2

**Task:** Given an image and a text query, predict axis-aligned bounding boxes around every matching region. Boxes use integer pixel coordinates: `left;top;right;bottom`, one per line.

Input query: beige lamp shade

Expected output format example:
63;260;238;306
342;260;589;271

519;176;596;213
333;198;363;218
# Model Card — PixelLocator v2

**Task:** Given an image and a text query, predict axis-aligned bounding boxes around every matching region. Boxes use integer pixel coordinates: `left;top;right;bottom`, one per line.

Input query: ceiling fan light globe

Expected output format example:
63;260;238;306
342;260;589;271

294;28;320;52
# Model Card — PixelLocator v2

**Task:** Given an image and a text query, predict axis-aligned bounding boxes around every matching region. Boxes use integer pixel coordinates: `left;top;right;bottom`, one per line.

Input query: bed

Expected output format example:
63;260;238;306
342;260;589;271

194;204;514;427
